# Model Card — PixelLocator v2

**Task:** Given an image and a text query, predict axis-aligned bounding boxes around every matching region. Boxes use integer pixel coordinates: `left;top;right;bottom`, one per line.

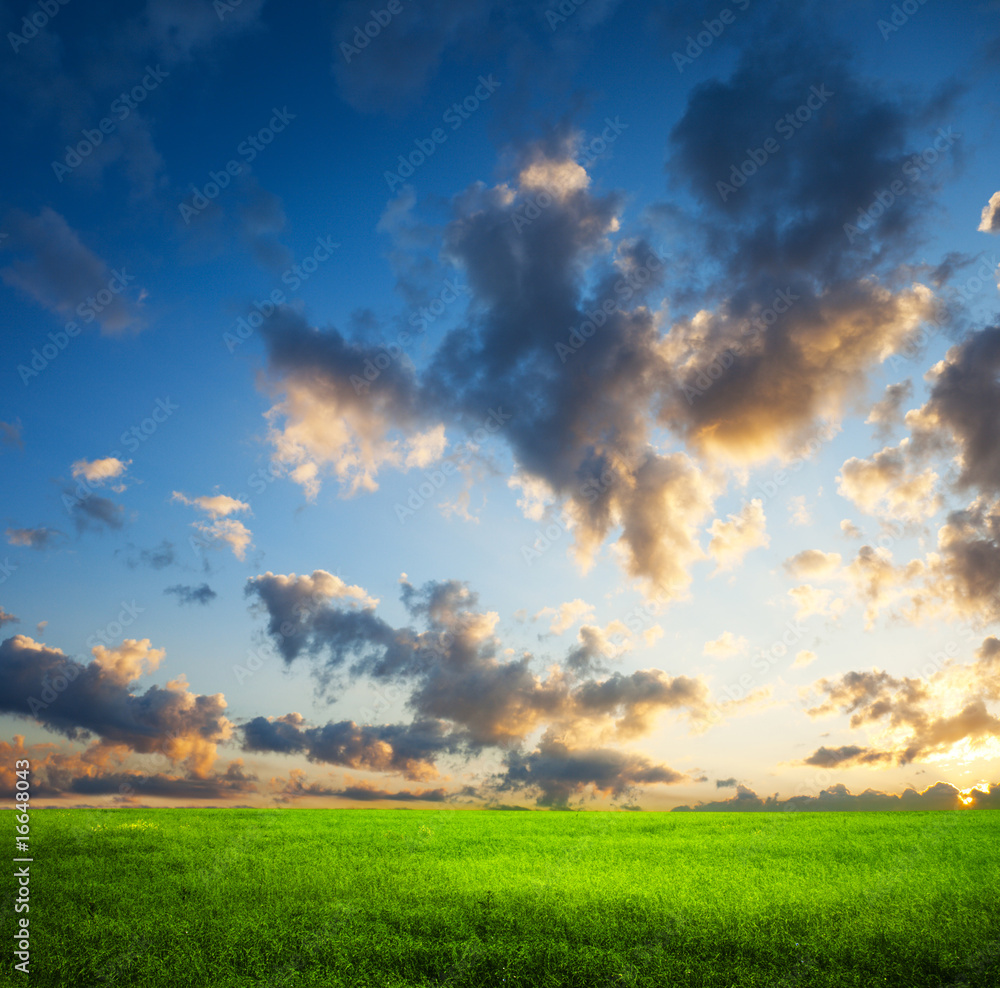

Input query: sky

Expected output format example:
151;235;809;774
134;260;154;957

2;0;1000;812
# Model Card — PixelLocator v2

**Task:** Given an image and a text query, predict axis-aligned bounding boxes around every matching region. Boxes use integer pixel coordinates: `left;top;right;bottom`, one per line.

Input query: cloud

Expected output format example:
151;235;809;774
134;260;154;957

788;584;846;621
979;191;1000;233
192;519;253;561
802;745;894;768
260;307;447;499
241;714;459;782
715;777;738;788
837;440;941;523
702;631;747;659
91;638;166;684
72;457;130;488
655;24;954;465
5;526;63;549
164;583;217;606
261;147;721;601
0;634;233;776
866;380;913;439
840;519;863;540
138;0;266;63
706;498;769;574
332;0;498;114
788;495;811;527
245;570;380;661
0;419;24;450
804;647;1000;766
0;607;19;629
255;24;957;610
272;770;448;804
125;540;177;570
840;498;1000;628
171;491;253;559
243;572;714;797
907;327;1000;498
67;492;127;533
673;781;970;812
171;492;250;519
490;734;688;808
534;598;595;635
0;737;256;802
842;545;926;628
1;208;143;335
792;649;817;669
784;549;843;580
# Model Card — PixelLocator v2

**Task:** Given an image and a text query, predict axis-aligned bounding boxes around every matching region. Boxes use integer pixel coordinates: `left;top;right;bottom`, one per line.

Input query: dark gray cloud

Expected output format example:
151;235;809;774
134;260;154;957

911;327;1000;496
1;209;143;335
867;380;913;440
332;0;501;114
673;781;972;812
655;26;958;462
0;634;231;775
5;526;63;550
67;491;127;532
241;713;461;781
804;655;1000;766
273;770;449;803
245;571;712;750
62;763;257;801
489;734;687;808
164;583;217;606
715;777;737;788
802;745;894;768
243;570;708;802
0;419;23;450
124;540;177;570
262;16;962;599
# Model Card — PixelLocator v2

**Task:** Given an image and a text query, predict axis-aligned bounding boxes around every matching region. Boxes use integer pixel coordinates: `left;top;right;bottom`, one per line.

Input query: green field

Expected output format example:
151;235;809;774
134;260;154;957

4;807;1000;987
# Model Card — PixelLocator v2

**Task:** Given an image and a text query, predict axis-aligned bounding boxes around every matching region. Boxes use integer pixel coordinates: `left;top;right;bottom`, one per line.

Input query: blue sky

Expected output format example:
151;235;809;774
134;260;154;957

2;0;1000;810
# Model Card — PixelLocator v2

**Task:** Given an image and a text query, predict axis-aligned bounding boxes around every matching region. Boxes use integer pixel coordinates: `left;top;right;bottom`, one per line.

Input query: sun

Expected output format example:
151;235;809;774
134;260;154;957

958;782;991;806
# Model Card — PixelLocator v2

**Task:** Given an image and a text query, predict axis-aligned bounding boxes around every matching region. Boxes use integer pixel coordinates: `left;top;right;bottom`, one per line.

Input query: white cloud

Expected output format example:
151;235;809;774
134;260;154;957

703;631;748;659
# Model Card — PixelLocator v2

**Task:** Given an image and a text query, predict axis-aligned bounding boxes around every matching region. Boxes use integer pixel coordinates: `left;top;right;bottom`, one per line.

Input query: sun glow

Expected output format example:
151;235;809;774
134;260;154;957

958;782;991;806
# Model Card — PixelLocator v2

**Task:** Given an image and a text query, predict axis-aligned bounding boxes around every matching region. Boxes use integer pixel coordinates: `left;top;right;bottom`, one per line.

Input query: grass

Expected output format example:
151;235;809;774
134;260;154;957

3;807;1000;987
